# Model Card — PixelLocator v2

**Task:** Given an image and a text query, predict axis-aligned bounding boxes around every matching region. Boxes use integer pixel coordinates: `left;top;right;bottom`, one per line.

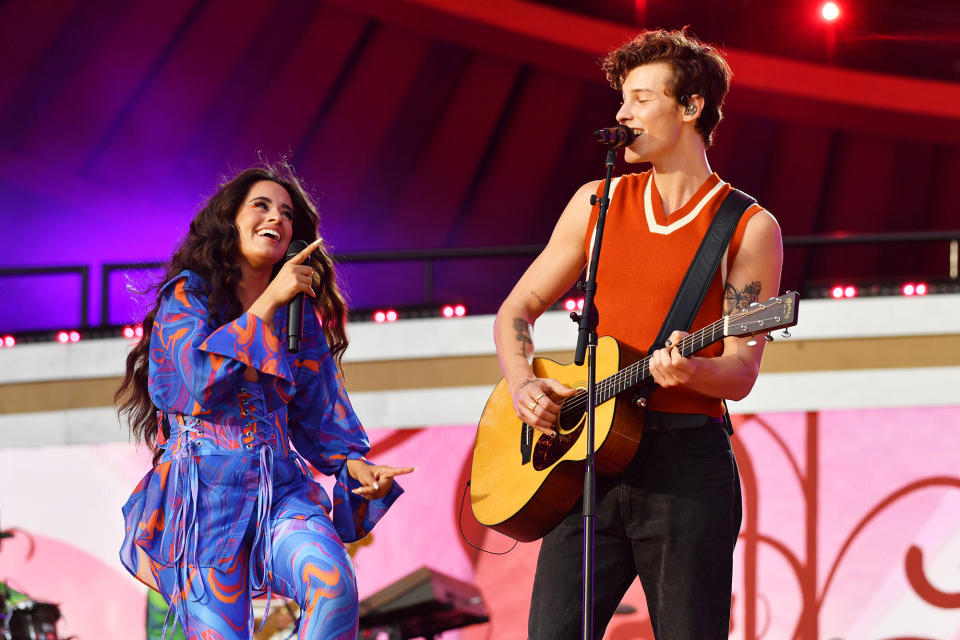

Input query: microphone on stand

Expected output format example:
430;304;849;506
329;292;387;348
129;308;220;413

285;239;310;353
593;124;635;148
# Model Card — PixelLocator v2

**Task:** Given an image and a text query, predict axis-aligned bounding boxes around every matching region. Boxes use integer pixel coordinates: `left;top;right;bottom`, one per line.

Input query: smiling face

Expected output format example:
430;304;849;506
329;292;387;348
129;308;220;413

234;180;295;271
615;61;698;164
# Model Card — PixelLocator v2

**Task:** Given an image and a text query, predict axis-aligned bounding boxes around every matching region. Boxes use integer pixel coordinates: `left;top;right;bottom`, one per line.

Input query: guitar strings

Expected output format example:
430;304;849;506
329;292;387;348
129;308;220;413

555;305;771;419
558;317;725;418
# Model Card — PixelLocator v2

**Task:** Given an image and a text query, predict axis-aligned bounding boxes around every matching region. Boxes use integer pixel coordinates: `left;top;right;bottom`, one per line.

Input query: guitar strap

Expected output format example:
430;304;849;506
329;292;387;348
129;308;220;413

645;187;756;435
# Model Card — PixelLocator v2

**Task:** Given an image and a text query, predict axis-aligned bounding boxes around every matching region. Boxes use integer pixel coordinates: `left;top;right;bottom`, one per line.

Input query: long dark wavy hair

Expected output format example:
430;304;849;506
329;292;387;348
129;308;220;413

115;163;349;456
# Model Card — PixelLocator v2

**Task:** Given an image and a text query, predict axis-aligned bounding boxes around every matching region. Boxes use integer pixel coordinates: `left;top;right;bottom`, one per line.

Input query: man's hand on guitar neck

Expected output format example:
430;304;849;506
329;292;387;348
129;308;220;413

509;377;577;438
648;329;700;388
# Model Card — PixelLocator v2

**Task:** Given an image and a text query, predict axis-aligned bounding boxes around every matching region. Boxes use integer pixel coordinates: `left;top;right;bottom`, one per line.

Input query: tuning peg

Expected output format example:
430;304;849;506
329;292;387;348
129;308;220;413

780;328;791;339
764;333;774;342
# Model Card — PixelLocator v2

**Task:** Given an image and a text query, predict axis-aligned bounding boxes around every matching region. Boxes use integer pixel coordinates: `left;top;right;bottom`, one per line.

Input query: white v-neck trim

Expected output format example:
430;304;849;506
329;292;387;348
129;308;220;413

644;175;727;235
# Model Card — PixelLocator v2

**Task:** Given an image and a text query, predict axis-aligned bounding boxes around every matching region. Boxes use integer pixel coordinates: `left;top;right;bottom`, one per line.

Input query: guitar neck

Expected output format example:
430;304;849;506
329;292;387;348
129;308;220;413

589;292;797;404
595;317;728;405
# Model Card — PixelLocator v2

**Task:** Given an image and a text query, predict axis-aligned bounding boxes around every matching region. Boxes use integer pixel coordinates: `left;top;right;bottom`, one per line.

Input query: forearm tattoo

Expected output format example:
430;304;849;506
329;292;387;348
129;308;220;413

513;317;533;358
530;289;546;306
724;281;762;314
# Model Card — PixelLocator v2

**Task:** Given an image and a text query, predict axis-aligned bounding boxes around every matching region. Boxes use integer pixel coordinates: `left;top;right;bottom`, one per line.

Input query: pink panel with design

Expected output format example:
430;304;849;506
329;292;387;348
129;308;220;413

1;407;959;639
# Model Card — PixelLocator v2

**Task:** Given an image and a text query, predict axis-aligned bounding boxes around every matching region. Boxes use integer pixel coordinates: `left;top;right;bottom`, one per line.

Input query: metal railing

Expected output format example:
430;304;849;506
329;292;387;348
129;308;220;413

0;266;91;328
783;230;959;282
3;231;958;330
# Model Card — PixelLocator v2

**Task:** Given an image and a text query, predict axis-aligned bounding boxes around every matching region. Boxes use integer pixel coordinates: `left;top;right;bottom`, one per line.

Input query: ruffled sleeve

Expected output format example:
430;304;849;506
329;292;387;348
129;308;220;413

288;310;401;542
148;272;294;413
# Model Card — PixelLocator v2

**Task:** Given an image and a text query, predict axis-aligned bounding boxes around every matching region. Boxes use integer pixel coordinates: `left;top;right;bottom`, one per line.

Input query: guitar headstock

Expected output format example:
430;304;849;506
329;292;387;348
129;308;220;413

725;291;799;339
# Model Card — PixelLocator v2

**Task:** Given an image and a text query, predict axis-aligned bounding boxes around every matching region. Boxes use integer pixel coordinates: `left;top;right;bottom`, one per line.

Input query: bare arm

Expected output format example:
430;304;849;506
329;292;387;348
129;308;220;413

493;181;599;434
648;209;784;400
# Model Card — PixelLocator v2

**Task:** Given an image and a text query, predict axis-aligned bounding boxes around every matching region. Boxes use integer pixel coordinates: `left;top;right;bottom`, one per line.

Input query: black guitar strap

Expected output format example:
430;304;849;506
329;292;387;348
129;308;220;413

645;187;756;434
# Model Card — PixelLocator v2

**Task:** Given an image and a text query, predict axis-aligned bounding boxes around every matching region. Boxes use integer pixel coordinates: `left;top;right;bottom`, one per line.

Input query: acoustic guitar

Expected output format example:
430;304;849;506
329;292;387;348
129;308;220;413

470;292;798;542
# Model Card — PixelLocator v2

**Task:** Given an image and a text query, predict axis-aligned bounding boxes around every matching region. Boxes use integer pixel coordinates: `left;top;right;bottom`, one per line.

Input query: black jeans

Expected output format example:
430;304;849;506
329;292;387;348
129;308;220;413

528;420;742;640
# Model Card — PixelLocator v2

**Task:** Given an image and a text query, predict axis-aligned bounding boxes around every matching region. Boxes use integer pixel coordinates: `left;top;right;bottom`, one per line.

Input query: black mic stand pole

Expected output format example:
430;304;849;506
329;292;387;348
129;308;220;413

572;145;618;640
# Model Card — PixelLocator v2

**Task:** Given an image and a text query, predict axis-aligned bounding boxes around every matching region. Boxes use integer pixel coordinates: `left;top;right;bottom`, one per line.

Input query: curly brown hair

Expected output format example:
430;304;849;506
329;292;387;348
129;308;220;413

115;163;349;456
601;28;731;147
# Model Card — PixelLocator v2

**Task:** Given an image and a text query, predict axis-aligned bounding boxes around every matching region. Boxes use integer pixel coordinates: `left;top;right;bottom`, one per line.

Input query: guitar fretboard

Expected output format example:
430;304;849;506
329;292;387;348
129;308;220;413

594;316;728;405
555;294;795;419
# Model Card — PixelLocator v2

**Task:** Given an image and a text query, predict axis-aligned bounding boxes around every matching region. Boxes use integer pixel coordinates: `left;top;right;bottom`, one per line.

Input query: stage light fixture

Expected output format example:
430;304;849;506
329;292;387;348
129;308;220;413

454;304;466;317
1;335;14;348
831;284;859;298
808;278;958;299
121;324;145;339
821;2;840;21
69;330;81;342
57;331;70;344
372;309;398;323
442;305;455;318
904;282;929;296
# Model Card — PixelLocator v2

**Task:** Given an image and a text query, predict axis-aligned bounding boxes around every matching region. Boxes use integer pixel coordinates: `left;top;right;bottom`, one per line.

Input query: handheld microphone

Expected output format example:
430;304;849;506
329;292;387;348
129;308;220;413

285;239;309;353
593;125;635;148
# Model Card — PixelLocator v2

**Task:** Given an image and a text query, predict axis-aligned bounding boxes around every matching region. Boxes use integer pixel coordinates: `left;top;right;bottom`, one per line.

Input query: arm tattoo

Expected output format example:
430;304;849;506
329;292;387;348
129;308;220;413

513;317;533;358
724;281;762;315
530;289;546;306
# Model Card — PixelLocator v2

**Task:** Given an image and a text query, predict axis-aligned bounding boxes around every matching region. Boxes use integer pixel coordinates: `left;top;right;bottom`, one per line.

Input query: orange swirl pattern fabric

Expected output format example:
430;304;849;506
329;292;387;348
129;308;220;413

120;271;401;639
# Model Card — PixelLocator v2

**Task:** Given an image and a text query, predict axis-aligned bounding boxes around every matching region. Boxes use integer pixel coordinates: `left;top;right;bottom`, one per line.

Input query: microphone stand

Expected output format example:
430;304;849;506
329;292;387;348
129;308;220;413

572;144;618;640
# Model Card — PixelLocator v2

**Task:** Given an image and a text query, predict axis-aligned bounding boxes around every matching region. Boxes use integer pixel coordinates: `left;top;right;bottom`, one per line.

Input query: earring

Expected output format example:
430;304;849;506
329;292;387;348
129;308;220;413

685;104;697;115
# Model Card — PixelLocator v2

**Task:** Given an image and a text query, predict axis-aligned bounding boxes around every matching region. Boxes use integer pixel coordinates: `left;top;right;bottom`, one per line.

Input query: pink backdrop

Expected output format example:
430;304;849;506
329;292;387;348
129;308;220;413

2;407;959;639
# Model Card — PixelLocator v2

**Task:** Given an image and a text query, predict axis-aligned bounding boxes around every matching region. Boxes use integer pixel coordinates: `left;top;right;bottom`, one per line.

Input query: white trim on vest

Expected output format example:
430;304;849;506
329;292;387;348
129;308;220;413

644;175;728;236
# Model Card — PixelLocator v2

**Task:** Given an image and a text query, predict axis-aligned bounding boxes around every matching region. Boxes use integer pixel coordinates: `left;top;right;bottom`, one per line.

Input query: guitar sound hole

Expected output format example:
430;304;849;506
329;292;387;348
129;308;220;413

531;391;587;471
557;391;586;433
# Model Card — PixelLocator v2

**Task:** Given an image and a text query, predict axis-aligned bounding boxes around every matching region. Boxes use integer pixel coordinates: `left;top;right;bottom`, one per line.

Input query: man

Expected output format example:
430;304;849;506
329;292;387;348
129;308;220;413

492;29;783;639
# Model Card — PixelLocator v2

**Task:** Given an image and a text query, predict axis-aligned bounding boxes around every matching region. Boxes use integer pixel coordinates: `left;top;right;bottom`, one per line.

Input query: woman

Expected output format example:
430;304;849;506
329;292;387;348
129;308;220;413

116;164;413;639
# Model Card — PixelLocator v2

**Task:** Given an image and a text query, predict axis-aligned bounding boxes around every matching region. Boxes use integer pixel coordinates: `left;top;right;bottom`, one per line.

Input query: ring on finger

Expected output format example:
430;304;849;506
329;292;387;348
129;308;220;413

534;392;546;406
527;400;537;411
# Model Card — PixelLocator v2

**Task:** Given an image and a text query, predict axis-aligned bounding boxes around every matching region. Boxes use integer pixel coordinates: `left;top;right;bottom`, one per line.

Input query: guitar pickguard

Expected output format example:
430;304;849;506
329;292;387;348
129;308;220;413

531;392;587;471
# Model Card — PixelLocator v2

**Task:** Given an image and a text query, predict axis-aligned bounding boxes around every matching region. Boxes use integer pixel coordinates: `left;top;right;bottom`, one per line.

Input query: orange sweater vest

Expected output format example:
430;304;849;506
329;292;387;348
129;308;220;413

584;170;763;417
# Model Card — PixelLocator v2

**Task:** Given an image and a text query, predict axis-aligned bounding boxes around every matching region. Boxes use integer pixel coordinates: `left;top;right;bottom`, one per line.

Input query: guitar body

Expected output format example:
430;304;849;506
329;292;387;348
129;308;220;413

470;292;799;542
470;336;647;542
